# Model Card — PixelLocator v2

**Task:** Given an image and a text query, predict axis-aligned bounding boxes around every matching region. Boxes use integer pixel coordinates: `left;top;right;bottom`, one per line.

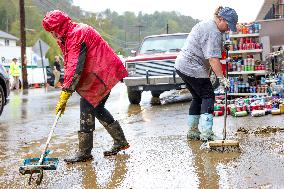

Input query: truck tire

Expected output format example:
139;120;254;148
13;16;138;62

127;87;142;104
151;91;162;98
210;71;220;89
0;85;5;116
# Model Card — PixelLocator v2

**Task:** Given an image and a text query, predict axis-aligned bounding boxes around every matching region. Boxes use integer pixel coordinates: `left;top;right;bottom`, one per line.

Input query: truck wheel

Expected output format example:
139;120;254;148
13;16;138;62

151;91;162;98
0;85;5;116
210;71;220;89
127;88;142;104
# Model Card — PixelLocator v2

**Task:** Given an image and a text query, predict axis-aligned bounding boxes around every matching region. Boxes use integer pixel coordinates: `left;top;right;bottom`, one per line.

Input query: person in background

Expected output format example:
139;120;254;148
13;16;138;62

42;10;130;163
9;58;20;90
175;6;238;141
53;55;61;88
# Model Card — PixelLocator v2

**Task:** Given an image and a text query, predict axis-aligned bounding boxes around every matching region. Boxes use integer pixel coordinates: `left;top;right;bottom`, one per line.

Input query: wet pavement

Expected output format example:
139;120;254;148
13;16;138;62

1;83;284;188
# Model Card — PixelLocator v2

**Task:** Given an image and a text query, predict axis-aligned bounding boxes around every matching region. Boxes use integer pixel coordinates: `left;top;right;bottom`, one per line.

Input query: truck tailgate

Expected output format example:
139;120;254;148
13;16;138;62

123;75;184;86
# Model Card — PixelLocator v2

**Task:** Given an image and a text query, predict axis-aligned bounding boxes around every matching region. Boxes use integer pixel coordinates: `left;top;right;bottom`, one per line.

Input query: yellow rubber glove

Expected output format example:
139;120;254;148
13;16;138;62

56;91;72;116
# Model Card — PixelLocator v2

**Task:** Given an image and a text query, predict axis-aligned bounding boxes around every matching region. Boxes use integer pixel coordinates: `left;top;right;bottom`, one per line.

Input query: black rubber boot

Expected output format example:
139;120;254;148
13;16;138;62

101;120;130;156
64;131;93;163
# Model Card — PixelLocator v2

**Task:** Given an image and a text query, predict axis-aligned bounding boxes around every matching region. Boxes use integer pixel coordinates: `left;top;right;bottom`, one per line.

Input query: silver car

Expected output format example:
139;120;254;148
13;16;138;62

0;64;10;116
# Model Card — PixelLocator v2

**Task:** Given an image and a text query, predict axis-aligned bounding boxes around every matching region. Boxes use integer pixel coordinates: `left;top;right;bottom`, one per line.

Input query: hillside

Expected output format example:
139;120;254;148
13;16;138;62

0;0;199;63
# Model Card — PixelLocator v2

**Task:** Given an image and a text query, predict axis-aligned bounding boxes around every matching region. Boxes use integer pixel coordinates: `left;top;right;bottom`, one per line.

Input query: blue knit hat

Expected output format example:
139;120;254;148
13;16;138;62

219;7;238;32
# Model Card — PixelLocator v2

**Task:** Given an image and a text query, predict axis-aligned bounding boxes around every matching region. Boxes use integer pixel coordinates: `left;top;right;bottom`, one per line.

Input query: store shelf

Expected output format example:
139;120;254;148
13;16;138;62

228;49;263;54
228;93;267;96
229;33;260;38
228;70;266;75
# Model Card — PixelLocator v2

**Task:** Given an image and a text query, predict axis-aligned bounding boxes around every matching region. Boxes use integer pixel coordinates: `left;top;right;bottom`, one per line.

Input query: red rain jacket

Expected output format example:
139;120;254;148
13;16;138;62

42;11;128;107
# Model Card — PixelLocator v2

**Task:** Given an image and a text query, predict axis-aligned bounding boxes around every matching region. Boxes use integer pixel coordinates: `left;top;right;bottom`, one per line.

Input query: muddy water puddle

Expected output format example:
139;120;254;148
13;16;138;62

1;87;284;188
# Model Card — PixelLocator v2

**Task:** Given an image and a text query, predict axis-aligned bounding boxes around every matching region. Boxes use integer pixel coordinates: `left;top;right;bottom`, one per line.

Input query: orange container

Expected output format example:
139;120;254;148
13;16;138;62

280;104;284;114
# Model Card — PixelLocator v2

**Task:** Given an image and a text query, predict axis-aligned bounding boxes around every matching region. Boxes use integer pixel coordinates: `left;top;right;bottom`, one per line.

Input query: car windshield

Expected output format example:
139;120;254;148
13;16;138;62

139;34;188;54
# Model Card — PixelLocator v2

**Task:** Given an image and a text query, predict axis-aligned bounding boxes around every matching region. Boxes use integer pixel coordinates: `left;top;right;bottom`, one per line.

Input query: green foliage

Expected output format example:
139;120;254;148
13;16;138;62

0;0;199;63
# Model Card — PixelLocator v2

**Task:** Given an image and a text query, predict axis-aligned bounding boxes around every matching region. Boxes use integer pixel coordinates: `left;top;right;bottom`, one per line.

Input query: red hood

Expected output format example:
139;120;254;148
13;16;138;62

42;10;72;38
125;52;178;63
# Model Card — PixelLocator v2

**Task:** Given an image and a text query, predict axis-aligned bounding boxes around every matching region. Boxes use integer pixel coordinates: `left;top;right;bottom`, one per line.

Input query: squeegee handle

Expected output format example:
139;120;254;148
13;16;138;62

223;45;230;140
38;111;61;165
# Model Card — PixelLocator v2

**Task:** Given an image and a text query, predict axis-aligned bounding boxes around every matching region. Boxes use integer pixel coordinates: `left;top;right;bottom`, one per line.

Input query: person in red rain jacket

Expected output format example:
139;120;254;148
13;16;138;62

42;10;129;163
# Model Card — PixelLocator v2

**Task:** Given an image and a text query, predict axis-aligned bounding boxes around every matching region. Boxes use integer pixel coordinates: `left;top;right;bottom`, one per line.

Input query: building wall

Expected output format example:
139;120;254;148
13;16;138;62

259;18;284;48
0;38;17;46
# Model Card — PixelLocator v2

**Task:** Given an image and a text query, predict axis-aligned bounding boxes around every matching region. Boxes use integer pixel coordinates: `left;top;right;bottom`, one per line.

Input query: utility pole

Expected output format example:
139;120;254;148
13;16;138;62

166;21;169;34
19;0;28;89
135;24;144;43
124;31;127;48
6;13;8;32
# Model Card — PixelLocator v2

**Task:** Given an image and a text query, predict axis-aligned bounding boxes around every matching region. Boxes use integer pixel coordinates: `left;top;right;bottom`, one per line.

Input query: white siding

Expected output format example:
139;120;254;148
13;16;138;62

0;38;17;46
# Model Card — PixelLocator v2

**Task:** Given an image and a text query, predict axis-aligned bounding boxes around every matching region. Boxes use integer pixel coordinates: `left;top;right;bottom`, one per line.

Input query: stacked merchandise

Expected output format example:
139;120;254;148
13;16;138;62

235;22;261;35
264;50;284;96
228;55;265;72
225;21;266;96
230;36;262;51
228;75;268;94
214;50;284;117
213;95;284;117
265;50;284;74
214;22;284;118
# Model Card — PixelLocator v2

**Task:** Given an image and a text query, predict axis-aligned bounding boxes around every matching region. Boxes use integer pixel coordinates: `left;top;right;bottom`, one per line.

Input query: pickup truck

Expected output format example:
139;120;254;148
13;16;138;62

123;33;219;104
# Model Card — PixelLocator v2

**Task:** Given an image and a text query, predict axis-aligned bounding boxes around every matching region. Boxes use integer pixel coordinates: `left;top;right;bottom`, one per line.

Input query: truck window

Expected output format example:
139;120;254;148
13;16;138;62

139;34;188;54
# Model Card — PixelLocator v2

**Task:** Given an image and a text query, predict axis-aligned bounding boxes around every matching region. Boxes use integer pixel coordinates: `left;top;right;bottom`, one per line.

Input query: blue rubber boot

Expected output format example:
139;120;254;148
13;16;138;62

199;113;215;141
187;115;201;140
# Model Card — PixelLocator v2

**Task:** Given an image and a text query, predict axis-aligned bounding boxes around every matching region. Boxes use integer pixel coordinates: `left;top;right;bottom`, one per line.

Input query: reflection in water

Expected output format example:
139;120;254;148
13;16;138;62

187;141;240;188
21;98;28;119
0;123;8;178
77;163;98;188
8;90;29;120
22;89;29;95
127;104;142;116
10;91;21;119
150;97;161;105
104;155;129;189
77;154;129;188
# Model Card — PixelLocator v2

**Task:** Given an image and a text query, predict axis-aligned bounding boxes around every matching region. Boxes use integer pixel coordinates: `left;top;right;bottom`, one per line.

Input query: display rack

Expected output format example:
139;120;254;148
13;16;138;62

227;31;267;96
229;33;259;38
228;49;263;55
228;70;266;75
227;93;267;96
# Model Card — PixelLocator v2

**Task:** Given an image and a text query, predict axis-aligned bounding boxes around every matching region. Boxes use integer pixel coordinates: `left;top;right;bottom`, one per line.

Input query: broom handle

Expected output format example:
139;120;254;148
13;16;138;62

38;111;61;165
223;47;229;140
223;81;228;140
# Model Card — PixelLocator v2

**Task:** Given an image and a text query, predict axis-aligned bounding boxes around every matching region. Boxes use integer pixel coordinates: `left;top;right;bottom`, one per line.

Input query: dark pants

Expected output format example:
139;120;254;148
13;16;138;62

176;69;215;115
80;93;115;132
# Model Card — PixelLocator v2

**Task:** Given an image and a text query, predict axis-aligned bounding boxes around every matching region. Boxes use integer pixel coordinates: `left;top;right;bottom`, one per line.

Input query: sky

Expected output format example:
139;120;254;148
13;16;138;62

73;0;265;23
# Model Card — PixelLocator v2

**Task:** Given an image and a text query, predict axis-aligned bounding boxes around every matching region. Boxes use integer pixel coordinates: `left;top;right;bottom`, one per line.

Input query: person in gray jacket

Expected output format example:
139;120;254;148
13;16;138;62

175;6;238;141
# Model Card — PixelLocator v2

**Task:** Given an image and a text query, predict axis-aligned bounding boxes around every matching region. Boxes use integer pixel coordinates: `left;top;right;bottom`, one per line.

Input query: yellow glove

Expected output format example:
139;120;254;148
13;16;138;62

56;91;72;116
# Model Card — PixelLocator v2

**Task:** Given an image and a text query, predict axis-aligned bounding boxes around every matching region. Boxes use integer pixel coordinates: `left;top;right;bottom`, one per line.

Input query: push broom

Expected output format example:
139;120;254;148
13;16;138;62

202;42;240;153
19;111;61;185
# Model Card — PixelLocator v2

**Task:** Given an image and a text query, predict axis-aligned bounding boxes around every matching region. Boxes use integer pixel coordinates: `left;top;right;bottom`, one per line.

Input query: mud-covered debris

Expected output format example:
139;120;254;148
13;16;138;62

237;126;284;134
254;126;284;134
237;127;249;134
179;89;189;95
